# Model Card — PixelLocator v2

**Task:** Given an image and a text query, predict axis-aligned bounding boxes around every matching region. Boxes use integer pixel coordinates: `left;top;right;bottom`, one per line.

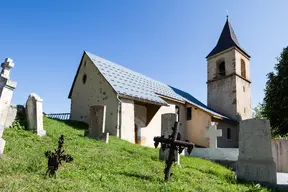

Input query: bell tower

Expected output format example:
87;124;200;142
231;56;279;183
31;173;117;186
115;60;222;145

206;17;252;121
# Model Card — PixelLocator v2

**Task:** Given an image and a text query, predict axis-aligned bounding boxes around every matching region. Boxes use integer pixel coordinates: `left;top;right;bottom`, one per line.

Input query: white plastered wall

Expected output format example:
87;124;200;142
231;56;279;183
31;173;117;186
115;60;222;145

70;54;119;136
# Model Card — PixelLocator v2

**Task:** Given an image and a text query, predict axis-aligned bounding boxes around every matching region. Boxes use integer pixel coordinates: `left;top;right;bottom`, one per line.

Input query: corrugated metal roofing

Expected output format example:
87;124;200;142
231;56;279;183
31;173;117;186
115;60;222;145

86;51;236;121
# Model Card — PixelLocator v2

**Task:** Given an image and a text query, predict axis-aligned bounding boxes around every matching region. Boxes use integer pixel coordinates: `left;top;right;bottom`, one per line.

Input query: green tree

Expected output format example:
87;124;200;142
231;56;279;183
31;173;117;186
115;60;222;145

252;103;264;119
262;46;288;135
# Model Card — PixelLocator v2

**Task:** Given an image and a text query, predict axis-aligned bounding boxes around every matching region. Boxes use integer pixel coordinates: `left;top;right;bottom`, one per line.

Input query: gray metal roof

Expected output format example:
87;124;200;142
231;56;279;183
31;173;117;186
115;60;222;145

85;51;236;122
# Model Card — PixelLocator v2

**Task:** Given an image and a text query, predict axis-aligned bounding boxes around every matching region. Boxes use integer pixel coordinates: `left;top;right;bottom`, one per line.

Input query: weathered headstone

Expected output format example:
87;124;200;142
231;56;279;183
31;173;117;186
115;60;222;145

161;113;177;138
26;93;46;137
85;105;108;141
204;122;222;148
236;119;277;184
159;113;178;161
0;58;17;156
4;104;17;128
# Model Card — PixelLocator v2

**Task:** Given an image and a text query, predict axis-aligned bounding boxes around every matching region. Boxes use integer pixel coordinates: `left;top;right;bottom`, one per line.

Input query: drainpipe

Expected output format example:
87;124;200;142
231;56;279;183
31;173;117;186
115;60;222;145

116;95;122;139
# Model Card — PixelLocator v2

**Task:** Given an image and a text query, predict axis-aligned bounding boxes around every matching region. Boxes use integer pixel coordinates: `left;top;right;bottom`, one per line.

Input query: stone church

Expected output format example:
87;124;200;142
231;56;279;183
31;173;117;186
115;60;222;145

68;17;252;148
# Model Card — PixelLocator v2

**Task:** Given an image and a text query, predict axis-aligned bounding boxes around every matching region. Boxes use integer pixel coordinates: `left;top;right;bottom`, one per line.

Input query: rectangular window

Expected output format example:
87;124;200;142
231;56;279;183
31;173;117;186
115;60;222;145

227;128;231;140
187;107;192;120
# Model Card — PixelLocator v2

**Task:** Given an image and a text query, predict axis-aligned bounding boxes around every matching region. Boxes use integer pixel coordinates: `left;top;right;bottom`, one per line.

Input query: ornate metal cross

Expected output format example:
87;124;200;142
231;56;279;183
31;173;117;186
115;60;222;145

154;122;194;182
45;135;73;178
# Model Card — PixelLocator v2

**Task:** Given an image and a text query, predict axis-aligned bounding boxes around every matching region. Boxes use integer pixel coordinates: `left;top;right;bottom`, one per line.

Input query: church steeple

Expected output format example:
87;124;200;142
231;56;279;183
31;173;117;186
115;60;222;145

206;17;250;59
206;17;252;121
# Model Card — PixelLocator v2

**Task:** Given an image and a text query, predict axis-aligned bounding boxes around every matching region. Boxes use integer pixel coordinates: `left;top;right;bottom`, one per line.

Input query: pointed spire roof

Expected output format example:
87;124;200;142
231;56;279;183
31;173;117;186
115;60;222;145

206;16;250;58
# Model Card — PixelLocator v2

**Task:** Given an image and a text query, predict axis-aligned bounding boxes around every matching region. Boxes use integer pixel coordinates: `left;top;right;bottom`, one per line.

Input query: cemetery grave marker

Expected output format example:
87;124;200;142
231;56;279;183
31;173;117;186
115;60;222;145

0;58;17;156
85;105;109;143
159;113;179;163
236;119;277;184
204;122;222;148
26;93;46;136
154;121;194;182
45;135;73;178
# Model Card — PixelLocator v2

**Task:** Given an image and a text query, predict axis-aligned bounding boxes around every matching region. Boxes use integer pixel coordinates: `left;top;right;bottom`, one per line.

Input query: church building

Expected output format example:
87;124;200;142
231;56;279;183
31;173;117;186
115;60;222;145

68;17;252;148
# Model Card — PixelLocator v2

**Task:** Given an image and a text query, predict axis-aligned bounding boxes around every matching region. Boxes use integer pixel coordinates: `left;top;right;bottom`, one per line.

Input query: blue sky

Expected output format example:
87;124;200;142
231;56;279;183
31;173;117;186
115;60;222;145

1;0;287;113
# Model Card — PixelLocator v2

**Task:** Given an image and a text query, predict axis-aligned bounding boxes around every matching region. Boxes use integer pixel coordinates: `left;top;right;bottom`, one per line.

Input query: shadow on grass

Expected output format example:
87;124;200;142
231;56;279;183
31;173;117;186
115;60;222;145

236;177;288;192
190;166;286;192
49;118;88;130
118;172;154;181
188;166;236;184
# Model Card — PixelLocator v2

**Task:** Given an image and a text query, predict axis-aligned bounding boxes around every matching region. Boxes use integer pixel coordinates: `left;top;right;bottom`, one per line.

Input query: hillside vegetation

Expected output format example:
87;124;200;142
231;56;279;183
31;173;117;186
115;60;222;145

0;117;269;192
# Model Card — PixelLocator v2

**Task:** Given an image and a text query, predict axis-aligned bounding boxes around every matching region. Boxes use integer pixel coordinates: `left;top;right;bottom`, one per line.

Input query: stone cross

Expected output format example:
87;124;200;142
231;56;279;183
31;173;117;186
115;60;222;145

154;122;194;181
26;93;46;137
1;58;14;79
0;58;17;156
204;122;222;148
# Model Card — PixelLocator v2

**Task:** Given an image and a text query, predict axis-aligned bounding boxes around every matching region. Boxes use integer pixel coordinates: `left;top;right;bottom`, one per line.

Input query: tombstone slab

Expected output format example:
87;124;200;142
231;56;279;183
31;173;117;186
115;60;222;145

204;122;222;148
159;113;177;161
0;58;17;156
26;93;46;137
236;119;277;184
86;105;106;140
161;113;177;138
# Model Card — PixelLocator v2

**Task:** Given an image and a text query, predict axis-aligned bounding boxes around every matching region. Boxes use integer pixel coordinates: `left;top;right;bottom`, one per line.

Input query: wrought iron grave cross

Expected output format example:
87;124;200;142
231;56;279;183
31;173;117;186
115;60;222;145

154;122;194;182
44;135;73;178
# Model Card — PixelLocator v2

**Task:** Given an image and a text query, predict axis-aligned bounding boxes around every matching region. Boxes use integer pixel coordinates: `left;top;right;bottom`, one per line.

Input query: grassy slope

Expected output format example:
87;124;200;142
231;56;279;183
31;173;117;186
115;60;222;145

0;117;269;192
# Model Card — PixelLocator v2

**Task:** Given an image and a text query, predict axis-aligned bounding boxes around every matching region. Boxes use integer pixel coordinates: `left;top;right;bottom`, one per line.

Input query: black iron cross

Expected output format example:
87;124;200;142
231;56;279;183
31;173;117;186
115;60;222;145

154;122;194;182
45;135;73;178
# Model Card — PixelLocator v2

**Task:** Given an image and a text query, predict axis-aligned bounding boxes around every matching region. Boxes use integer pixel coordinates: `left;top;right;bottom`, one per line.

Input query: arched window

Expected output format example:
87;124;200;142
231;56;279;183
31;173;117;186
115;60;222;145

241;59;246;78
216;59;226;78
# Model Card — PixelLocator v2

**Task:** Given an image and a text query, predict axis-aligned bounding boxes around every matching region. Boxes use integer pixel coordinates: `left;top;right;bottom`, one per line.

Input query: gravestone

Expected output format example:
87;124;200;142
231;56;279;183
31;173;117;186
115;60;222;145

85;105;108;141
204;122;222;148
26;93;46;137
0;58;17;156
161;113;177;138
236;119;277;184
4;104;17;128
159;113;179;163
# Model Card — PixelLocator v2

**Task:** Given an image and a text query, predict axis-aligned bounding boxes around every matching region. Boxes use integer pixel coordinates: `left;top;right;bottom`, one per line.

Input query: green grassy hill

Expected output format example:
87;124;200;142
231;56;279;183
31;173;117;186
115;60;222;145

0;117;269;192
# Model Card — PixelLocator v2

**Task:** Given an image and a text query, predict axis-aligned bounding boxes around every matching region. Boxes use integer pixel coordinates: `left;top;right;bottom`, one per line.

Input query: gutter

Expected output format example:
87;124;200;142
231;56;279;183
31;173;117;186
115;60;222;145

116;95;122;139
